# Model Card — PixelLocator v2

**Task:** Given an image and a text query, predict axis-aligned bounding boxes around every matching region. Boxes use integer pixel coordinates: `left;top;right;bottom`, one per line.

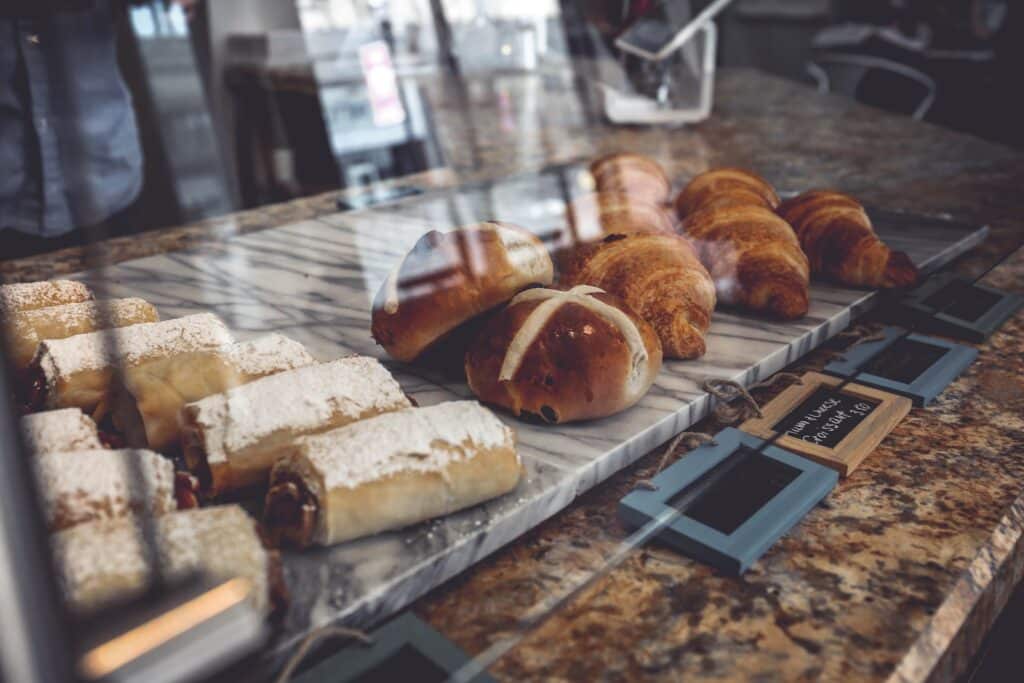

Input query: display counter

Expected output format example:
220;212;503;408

3;68;1023;682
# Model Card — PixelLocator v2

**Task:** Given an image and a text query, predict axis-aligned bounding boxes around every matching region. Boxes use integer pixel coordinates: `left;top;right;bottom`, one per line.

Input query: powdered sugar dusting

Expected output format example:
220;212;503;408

21;409;103;455
52;505;269;614
224;334;315;378
35;313;234;382
187;356;410;465
292;401;516;492
34;449;176;530
0;280;92;314
11;298;157;331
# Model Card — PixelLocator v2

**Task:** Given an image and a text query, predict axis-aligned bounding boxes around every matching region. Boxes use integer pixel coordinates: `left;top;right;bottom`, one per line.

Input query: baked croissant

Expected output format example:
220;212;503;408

560;232;716;359
777;190;918;288
566;192;678;244
590;153;672;206
682;204;810;320
674;167;780;218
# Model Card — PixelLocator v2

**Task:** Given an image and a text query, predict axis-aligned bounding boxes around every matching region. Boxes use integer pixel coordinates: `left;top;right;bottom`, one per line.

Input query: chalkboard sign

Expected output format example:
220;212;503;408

670;445;801;534
824;327;980;406
294;613;494;683
862;337;948;384
619;428;838;575
922;279;1001;322
356;646;448;683
898;273;1024;343
742;372;911;476
772;386;879;449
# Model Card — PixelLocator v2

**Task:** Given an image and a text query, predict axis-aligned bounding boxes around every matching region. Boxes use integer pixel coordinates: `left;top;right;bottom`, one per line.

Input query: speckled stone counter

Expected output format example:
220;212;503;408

4;67;1024;681
415;250;1024;682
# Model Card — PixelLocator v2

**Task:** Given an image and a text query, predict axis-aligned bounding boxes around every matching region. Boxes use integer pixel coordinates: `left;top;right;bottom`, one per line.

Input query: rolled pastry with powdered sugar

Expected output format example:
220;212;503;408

0;280;93;315
20;408;103;455
4;298;159;371
181;355;411;497
264;401;521;548
26;313;234;416
34;448;192;532
52;505;283;616
110;333;316;452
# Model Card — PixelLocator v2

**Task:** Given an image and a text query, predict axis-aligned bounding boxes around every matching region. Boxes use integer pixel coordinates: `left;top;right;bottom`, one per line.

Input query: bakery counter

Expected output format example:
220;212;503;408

414;246;1024;682
4;67;1024;682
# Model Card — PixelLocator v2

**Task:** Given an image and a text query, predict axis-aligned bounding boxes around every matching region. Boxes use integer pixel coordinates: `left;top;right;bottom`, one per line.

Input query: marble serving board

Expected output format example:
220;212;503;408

76;169;987;654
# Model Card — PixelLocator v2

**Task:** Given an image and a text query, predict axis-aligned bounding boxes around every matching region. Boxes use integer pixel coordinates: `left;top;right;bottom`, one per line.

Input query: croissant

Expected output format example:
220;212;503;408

560;232;716;359
777;190;918;288
566;192;678;244
682;204;809;320
674;167;780;218
590;153;672;206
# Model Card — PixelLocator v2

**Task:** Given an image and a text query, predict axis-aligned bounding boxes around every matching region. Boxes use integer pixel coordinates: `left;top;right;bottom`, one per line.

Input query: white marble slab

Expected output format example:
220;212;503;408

76;174;987;653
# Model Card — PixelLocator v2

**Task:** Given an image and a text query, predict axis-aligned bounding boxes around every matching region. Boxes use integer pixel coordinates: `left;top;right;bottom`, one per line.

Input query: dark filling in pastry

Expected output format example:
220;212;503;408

24;369;48;412
182;446;213;496
264;549;290;623
264;472;318;549
174;471;201;509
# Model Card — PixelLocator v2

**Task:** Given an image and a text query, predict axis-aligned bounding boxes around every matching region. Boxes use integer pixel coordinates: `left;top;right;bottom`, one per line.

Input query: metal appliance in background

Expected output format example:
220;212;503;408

592;0;736;125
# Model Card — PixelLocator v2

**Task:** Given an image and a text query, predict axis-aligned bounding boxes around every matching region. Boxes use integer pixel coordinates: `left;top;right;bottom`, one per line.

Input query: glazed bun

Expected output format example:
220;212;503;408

465;285;662;424
371;221;554;363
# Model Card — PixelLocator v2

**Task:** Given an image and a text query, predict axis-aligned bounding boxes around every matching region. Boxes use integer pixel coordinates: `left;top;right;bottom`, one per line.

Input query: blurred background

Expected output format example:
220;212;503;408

1;0;1020;260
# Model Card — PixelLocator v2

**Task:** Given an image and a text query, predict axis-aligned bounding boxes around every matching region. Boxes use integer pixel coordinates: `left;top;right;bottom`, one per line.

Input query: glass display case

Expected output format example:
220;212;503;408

2;1;1023;682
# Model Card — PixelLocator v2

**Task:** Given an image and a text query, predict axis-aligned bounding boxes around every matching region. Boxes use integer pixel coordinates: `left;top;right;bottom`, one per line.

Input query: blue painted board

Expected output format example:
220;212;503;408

294;612;494;683
619;428;838;575
824;326;978;406
898;273;1023;343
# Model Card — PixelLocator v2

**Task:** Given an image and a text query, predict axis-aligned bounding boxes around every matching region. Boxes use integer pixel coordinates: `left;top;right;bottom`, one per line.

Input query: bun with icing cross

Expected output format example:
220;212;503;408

465;285;662;424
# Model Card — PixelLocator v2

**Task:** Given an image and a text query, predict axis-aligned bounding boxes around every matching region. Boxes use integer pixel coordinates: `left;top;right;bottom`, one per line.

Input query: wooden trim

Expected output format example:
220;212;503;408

741;371;911;476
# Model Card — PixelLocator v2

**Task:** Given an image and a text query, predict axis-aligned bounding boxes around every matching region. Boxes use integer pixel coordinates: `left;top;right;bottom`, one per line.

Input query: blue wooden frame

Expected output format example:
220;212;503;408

619;428;838;576
294;612;494;683
824;326;978;406
899;273;1023;343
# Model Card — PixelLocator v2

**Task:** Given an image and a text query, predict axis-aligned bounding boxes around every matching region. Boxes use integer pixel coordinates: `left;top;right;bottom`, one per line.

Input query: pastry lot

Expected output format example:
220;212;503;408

1;154;913;620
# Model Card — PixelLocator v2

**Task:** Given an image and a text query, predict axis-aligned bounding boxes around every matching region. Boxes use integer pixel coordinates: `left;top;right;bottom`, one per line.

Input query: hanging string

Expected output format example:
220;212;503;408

702;377;763;424
750;372;804;392
273;625;373;683
635;431;716;491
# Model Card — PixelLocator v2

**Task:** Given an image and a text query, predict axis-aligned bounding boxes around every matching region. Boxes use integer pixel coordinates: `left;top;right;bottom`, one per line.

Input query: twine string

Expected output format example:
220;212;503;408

636;431;716;491
702;377;763;424
273;626;373;683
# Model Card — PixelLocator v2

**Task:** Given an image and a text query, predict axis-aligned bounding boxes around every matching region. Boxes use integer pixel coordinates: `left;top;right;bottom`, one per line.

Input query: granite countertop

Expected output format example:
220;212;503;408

415;248;1024;681
4;68;1024;680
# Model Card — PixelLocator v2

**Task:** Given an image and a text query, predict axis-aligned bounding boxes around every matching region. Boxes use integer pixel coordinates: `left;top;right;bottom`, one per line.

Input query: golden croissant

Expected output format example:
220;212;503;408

777;190;918;288
566;192;678;244
683;204;810;320
674;167;780;218
590;153;672;206
560;232;716;359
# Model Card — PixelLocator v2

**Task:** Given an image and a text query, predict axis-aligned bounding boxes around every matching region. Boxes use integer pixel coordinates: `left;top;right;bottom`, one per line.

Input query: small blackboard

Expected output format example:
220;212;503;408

824;326;979;406
772;386;880;449
293;613;494;683
862;337;949;384
619;428;837;575
897;273;1023;342
742;372;911;476
669;445;801;535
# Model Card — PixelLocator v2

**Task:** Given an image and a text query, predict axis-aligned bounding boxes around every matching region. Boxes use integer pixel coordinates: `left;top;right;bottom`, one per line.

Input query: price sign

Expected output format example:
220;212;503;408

898;273;1023;342
741;372;911;476
619;428;837;575
825;326;979;406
